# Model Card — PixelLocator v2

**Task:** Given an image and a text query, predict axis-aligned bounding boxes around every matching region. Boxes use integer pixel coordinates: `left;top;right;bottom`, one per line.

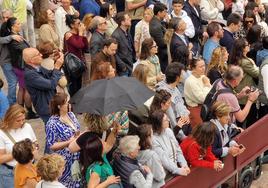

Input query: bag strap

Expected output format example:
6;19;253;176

3;131;16;144
169;139;177;163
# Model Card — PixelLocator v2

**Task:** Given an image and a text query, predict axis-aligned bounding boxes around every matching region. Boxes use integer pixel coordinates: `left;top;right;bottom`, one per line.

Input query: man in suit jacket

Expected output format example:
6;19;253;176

169;17;193;63
149;2;168;72
183;0;208;55
112;12;136;76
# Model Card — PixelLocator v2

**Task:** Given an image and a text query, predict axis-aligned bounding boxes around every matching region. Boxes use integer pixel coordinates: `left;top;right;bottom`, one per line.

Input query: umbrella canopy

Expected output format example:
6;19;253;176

70;77;155;115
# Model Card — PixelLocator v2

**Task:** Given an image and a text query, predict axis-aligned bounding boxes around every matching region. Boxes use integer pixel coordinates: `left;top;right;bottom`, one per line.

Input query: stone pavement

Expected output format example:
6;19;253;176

0;69;267;187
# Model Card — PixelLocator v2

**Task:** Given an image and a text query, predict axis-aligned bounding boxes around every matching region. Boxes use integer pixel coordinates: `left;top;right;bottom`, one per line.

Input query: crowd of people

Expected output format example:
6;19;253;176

0;0;268;188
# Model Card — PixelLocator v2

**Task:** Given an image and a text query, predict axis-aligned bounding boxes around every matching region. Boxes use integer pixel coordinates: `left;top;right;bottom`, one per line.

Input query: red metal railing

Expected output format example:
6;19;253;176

164;115;268;188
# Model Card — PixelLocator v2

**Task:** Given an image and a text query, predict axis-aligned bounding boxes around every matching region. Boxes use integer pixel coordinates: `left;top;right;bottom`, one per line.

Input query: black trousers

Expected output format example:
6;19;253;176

68;74;82;97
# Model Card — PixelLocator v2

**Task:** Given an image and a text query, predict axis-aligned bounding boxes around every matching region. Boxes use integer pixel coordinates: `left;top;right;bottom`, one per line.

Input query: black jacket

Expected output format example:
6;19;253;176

89;30;107;55
8;36;30;69
183;1;208;41
149;16;168;72
112;27;135;75
170;33;189;62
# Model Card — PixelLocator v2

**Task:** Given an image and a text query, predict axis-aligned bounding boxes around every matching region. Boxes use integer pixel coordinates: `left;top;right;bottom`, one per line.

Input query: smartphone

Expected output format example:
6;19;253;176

239;144;245;149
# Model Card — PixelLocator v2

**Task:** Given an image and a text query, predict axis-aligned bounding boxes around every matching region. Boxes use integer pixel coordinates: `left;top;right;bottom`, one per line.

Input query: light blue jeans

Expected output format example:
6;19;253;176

0;164;14;188
1;63;17;105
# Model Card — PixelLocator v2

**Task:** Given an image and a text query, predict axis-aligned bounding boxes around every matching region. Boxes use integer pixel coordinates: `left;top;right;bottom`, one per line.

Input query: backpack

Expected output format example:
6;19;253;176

200;79;233;121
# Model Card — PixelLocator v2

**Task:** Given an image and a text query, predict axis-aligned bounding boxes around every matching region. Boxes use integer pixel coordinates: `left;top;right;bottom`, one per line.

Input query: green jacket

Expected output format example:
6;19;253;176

235;57;259;105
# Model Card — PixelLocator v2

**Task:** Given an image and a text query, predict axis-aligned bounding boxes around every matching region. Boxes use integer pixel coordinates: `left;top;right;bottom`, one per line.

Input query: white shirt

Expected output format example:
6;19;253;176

36;180;66;188
0;123;37;166
55;6;77;49
184;75;212;107
261;64;268;99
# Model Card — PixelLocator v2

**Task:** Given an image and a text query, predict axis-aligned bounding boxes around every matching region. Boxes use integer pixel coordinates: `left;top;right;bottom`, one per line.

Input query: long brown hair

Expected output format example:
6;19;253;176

137;124;153;150
140;38;154;60
0;104;26;130
192;122;216;155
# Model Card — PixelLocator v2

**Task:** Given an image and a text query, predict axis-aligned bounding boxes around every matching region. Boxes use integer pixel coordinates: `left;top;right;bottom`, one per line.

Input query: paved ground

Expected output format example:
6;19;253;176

1;69;267;187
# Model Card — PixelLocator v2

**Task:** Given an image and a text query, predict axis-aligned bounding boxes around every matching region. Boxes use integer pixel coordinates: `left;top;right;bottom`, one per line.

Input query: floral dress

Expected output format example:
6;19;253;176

46;112;81;188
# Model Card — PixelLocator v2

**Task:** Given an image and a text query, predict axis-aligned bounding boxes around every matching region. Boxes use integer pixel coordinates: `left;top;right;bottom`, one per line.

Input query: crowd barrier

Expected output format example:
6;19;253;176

164;115;268;188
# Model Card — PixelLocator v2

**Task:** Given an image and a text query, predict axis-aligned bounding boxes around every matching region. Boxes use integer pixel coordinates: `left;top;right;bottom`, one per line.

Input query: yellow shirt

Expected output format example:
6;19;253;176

3;0;27;23
14;163;41;188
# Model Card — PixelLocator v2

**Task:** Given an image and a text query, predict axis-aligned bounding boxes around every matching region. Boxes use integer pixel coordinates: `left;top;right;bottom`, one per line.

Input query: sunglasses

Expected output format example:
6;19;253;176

245;20;254;24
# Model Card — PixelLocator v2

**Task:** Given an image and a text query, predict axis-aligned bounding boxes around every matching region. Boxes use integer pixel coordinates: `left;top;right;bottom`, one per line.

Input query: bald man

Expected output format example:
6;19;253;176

23;48;64;124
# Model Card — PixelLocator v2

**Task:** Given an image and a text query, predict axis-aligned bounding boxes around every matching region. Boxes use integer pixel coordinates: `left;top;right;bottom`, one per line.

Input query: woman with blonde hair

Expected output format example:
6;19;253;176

132;64;150;87
134;8;153;58
207;47;229;84
210;101;245;158
36;154;66;188
0;104;38;188
84;114;110;137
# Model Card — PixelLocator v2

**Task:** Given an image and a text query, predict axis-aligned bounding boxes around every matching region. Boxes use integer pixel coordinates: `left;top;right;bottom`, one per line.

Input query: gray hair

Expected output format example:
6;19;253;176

90;16;103;31
119;135;140;155
225;65;244;81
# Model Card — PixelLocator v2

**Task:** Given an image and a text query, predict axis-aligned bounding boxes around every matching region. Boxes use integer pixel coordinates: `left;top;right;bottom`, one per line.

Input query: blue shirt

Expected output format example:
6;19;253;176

203;38;220;64
256;49;268;67
0;89;9;118
79;0;100;19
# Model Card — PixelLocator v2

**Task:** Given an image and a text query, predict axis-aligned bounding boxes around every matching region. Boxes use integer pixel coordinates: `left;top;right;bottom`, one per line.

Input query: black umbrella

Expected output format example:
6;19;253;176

70;77;155;115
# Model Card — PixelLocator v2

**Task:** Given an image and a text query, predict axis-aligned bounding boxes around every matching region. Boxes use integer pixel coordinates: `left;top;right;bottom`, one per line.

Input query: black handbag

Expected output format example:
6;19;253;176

63;32;86;78
63;52;86;78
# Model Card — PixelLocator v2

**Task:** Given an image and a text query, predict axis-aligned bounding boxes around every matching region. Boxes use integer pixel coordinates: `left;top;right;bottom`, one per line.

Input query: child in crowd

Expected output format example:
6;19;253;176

36;154;66;188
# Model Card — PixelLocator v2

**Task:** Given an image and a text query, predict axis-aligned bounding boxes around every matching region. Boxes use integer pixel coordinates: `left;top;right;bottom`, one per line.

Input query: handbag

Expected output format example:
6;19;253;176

63;53;86;78
63;33;86;78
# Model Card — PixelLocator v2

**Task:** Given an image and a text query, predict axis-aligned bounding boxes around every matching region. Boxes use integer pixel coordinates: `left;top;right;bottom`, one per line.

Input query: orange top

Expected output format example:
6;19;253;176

14;163;41;188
